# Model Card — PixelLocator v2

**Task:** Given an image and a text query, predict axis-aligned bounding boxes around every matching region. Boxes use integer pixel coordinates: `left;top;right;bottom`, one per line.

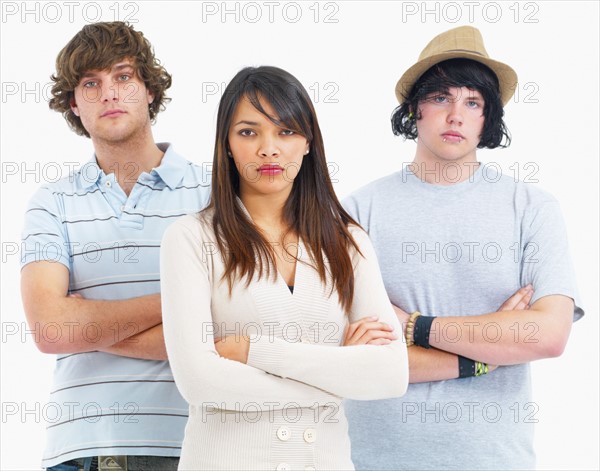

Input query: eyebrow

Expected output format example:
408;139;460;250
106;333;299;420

112;63;135;73
232;120;260;126
80;63;135;79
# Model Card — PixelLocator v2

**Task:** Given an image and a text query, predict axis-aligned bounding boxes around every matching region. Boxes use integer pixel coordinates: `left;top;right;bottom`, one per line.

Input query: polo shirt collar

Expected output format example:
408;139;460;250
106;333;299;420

151;142;190;190
77;142;189;191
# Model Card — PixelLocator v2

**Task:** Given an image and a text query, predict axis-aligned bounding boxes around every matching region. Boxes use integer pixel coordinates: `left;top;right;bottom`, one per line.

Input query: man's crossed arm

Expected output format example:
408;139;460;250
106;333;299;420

21;261;168;360
394;287;574;383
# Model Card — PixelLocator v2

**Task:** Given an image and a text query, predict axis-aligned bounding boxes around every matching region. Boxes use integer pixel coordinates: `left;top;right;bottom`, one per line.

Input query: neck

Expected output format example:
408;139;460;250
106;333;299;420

240;191;289;232
412;148;479;186
92;129;163;193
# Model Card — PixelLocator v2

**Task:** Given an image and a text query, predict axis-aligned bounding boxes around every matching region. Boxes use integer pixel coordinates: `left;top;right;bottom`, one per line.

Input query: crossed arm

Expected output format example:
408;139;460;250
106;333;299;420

394;287;574;383
21;260;168;360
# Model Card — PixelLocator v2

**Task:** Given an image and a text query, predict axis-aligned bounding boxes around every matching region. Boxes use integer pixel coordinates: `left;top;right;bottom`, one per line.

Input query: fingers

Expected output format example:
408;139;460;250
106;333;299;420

344;316;397;346
344;316;376;340
345;327;397;346
347;317;393;340
498;284;533;311
513;289;534;311
366;338;394;346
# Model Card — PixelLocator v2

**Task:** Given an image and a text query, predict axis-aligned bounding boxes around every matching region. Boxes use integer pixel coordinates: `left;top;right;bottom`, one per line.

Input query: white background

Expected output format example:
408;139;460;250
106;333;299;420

1;1;598;469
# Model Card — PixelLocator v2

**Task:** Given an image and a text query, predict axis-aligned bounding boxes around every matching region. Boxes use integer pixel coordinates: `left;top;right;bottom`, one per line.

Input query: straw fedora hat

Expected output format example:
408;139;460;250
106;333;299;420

395;26;518;106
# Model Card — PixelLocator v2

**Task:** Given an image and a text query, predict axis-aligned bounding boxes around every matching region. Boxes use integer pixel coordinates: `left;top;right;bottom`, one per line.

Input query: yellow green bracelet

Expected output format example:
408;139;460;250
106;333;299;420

474;361;489;377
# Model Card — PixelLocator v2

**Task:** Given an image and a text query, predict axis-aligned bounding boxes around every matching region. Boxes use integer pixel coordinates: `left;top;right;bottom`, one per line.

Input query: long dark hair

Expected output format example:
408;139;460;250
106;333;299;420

205;66;360;312
392;59;511;148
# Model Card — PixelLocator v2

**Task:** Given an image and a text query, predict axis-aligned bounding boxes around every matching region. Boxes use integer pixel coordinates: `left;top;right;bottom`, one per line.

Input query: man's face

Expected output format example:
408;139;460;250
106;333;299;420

70;59;154;143
415;86;485;164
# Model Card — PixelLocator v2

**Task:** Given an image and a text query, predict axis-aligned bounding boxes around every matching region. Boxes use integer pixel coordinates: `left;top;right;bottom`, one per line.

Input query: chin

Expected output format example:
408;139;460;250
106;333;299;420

98;128;138;143
247;183;292;197
436;151;475;162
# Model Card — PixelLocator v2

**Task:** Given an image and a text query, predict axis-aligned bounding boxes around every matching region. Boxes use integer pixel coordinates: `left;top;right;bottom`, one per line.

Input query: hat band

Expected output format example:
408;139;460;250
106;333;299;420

444;49;485;56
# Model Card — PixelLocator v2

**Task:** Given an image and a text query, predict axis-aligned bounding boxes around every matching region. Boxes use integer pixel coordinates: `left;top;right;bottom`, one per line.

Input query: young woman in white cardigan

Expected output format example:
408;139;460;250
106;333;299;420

160;66;409;470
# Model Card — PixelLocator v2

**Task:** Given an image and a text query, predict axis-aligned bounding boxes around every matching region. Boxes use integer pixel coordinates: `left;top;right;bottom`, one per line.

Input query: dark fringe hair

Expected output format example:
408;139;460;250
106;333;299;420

392;59;511;149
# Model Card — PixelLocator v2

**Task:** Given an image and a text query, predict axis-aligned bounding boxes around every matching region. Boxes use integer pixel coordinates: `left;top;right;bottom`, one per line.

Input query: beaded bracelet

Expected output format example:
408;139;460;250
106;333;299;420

404;311;422;347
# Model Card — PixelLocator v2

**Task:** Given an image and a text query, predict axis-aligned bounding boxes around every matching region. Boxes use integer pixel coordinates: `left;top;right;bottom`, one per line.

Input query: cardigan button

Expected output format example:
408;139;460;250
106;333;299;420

276;426;291;441
303;428;316;443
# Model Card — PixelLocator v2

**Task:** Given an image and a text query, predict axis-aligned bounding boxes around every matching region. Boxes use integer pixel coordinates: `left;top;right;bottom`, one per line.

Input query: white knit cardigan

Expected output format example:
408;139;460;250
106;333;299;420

160;207;408;470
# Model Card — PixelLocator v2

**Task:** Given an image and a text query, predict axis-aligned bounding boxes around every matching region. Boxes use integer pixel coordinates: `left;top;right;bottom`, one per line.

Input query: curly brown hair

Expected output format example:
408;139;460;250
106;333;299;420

49;21;172;137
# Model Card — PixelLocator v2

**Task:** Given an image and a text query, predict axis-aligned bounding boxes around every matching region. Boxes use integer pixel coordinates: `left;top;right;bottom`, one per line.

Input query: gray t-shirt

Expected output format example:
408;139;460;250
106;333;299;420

342;164;583;471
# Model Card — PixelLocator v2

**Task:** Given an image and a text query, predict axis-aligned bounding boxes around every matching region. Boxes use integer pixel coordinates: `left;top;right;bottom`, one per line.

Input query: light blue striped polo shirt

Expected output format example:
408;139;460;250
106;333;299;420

21;143;211;468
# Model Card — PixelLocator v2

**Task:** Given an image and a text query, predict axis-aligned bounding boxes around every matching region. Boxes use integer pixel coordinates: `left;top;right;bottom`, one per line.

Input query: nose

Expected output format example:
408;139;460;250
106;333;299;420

258;135;280;158
446;98;463;126
100;81;118;103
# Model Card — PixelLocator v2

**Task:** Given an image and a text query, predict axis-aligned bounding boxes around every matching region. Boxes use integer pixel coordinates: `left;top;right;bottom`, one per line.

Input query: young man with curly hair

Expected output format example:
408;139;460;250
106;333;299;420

20;22;209;471
343;26;583;470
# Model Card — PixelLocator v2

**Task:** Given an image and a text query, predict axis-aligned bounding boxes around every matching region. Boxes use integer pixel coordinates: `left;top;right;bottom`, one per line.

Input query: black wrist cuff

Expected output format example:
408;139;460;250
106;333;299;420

413;315;435;349
458;355;476;378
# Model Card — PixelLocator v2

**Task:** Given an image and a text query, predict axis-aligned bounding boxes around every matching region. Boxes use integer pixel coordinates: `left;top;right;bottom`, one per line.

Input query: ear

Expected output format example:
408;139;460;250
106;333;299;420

147;88;155;105
70;97;80;117
407;104;417;120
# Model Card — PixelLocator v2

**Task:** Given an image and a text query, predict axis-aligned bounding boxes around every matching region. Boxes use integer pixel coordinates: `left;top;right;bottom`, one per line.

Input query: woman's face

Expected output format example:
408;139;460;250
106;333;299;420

228;95;309;200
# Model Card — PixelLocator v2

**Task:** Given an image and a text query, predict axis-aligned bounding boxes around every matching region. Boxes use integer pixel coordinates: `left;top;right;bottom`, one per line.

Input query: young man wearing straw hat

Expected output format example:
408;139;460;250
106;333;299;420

343;26;582;470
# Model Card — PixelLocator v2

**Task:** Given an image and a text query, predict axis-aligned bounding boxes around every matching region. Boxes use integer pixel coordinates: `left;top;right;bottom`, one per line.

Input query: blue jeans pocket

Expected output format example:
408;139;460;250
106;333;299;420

46;464;79;471
47;457;93;471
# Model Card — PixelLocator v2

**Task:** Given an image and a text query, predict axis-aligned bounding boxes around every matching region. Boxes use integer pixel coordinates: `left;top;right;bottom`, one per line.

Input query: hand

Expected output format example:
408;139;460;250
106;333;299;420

343;316;398;346
498;285;534;311
392;304;410;334
214;335;250;363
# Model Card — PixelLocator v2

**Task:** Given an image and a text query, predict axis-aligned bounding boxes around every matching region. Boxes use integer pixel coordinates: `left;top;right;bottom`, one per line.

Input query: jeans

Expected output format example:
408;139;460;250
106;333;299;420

47;457;94;471
47;456;179;471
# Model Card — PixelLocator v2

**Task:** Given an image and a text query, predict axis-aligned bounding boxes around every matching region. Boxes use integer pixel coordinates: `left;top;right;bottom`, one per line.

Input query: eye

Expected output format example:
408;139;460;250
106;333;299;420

117;74;131;82
467;100;480;108
238;129;255;137
425;94;449;104
280;129;295;136
82;80;98;88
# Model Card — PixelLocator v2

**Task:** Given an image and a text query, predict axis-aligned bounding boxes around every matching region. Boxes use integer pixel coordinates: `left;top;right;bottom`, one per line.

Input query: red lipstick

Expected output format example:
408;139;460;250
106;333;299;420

258;164;283;176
